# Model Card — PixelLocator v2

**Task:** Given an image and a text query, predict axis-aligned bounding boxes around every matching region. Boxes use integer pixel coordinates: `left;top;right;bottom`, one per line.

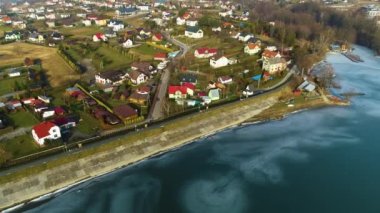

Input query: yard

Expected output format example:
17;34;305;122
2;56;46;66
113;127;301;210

60;26;104;39
0;43;79;87
0;25;13;37
129;44;163;61
8;110;39;128
76;112;101;135
1;135;40;159
0;76;27;96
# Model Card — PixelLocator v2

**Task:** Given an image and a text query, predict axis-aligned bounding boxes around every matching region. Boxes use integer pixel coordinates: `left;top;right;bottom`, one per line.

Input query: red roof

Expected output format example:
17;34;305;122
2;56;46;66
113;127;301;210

182;82;195;91
153;33;163;40
33;122;56;139
262;50;279;58
196;48;218;55
168;86;187;95
54;106;65;115
154;52;167;59
95;33;104;39
2;17;11;22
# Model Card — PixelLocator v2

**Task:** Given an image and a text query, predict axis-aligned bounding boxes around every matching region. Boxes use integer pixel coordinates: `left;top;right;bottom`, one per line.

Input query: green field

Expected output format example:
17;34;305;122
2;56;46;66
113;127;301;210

60;26;103;38
8;111;39;128
0;25;13;37
0;76;27;96
76;112;100;135
1;135;39;159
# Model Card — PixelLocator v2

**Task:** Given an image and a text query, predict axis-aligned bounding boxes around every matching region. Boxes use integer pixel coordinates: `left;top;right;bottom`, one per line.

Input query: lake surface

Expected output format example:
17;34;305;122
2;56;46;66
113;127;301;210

23;46;380;213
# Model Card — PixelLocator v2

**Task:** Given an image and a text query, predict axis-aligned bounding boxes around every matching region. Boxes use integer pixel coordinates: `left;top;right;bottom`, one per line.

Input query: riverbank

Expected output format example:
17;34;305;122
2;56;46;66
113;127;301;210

0;82;349;210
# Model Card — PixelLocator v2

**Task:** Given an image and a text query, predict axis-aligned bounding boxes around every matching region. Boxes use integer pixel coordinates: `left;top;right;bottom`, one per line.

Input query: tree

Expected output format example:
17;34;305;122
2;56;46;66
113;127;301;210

178;8;188;17
24;57;33;67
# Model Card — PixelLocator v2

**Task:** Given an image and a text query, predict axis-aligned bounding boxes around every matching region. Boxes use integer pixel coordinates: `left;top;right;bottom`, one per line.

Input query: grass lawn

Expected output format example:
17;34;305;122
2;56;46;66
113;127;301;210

76;112;100;135
60;26;103;39
0;25;13;37
0;76;27;96
8;111;39;128
0;43;79;87
96;46;133;70
1;135;40;159
129;44;162;61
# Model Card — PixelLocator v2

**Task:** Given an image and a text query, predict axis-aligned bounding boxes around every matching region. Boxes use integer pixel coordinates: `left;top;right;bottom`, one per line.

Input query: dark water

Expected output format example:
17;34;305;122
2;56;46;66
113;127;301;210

23;46;380;213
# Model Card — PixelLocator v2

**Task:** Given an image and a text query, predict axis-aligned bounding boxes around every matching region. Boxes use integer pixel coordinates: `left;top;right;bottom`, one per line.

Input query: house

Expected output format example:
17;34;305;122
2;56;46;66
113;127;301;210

93;33;107;42
243;84;255;96
244;43;261;55
262;50;281;60
32;121;61;145
51;32;64;40
212;27;222;32
262;57;287;74
218;76;233;84
176;16;186;25
0;115;7;129
153;18;164;26
108;19;124;31
128;91;149;106
152;33;163;42
41;107;55;119
116;7;137;16
104;28;117;38
28;32;45;43
186;18;198;27
6;100;22;110
297;80;316;92
22;97;36;105
194;48;218;58
185;26;203;39
95;70;127;85
113;104;138;123
8;69;21;77
131;62;157;75
210;56;230;68
154;52;167;61
136;4;150;11
238;33;254;42
5;31;21;41
137;28;151;37
46;21;56;28
95;18;108;26
2;16;12;24
82;19;92;26
168;84;195;99
38;95;52;103
128;70;148;85
122;39;134;48
52;117;76;129
180;74;197;85
208;88;220;101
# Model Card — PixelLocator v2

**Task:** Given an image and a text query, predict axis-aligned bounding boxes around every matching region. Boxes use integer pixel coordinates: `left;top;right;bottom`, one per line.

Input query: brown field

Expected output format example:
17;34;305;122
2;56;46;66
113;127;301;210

0;43;79;87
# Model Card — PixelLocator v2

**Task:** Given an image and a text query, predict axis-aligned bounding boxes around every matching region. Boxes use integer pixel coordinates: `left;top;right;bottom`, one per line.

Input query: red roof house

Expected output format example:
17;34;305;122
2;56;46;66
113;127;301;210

168;84;195;99
194;48;218;58
262;50;281;59
32;121;61;145
154;52;167;61
152;33;163;42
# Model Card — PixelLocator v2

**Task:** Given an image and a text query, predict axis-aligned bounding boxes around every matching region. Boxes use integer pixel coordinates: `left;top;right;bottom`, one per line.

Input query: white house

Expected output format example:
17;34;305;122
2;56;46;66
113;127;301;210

108;19;125;31
212;27;222;32
82;19;92;26
194;48;218;58
244;43;261;55
122;39;134;48
41;108;55;119
128;70;148;85
95;70;128;85
262;57;287;74
176;17;186;25
93;33;107;42
218;76;233;84
186;19;198;27
8;70;21;77
32;122;61;145
210;56;234;68
185;26;203;39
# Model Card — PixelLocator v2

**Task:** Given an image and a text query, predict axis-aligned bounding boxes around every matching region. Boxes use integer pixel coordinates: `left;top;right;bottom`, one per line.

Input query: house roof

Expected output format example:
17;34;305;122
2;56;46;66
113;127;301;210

94;33;105;39
168;86;187;95
113;104;137;119
129;70;146;80
186;26;200;33
182;82;195;91
154;52;167;59
196;47;218;55
208;89;220;99
33;121;57;139
97;70;125;82
247;43;259;50
262;50;280;58
153;33;163;40
267;57;286;64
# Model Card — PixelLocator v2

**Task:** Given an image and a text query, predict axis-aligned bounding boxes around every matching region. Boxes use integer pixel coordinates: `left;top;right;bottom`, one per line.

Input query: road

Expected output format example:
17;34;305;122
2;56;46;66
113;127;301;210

148;32;191;121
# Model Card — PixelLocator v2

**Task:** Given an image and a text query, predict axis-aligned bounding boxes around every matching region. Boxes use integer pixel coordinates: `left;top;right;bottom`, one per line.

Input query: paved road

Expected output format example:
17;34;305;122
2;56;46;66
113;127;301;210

149;68;171;120
148;32;191;121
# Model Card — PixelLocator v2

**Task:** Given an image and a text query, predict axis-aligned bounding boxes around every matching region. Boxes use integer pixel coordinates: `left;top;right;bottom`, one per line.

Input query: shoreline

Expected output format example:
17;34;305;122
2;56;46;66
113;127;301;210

0;84;349;211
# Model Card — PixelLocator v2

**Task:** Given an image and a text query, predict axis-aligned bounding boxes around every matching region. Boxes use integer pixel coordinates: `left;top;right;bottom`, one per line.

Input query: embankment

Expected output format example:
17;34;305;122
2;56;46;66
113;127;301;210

0;85;289;210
